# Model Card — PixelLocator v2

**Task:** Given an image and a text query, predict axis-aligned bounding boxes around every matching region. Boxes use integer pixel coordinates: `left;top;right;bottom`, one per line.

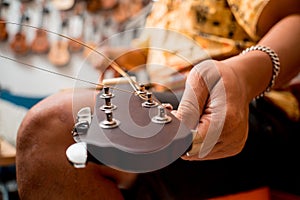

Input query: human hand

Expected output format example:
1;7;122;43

174;60;250;160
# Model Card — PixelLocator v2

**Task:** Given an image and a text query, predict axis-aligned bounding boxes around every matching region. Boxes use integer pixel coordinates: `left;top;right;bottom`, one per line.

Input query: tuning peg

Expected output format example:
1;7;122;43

100;86;115;99
136;84;147;96
72;107;92;141
142;92;158;108
100;110;120;129
99;87;117;110
66;142;88;168
100;95;117;111
72;121;89;135
43;6;50;15
152;105;172;124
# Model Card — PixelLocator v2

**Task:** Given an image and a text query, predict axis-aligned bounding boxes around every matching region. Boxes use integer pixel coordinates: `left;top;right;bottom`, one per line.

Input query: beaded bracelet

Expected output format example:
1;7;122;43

240;45;280;99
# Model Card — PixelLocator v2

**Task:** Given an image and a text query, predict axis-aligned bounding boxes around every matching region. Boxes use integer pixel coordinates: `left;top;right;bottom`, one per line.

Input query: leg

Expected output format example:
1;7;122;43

16;89;136;200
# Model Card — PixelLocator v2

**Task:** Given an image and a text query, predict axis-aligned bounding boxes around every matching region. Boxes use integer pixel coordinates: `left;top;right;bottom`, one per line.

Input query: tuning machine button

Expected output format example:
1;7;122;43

142;92;158;108
152;105;172;124
66;142;88;168
100;110;120;129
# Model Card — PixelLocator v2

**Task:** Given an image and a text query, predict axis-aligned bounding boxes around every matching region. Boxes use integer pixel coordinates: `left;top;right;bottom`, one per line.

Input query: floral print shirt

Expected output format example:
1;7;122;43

134;0;270;89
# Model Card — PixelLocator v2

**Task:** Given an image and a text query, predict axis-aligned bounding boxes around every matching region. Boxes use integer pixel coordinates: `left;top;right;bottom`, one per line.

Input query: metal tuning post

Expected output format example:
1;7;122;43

152;105;172;124
100;86;115;99
142;92;158;108
100;95;117;111
136;84;147;96
100;110;120;129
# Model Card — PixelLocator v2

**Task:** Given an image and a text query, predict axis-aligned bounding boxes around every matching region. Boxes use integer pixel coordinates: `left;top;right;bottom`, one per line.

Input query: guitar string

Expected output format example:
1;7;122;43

0;54;134;94
0;21;150;96
1;21;140;93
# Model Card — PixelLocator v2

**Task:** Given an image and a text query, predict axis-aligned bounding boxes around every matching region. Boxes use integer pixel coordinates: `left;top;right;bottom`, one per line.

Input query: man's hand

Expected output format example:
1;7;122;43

174;60;250;160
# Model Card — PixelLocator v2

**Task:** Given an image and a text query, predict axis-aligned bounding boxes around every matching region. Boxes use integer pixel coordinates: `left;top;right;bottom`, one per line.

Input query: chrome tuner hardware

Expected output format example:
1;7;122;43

100;86;115;99
100;95;117;111
66;142;88;168
76;107;92;124
136;84;147;96
72;121;90;136
142;92;158;108
100;110;120;129
72;107;92;142
152;105;172;124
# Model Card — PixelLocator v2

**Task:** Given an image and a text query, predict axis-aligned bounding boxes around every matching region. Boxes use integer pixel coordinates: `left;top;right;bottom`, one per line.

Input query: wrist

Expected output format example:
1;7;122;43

240;45;280;99
223;48;275;102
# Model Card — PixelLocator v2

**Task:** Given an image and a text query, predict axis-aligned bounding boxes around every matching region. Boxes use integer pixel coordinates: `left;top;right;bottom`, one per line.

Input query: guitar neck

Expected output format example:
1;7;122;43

18;4;28;33
56;12;68;41
38;1;49;28
37;9;45;29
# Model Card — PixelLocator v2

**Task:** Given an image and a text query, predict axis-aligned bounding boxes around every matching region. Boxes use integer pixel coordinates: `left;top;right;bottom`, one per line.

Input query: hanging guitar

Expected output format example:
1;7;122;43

47;12;70;66
68;2;85;52
31;0;50;54
85;0;102;13
0;0;9;41
9;4;30;55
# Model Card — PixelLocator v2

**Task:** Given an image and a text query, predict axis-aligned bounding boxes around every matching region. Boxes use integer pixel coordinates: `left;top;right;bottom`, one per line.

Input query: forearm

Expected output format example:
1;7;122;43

223;14;300;101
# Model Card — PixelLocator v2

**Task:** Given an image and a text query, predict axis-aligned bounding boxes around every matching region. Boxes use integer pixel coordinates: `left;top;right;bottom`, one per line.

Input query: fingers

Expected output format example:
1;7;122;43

175;64;209;129
176;60;228;160
196;77;227;159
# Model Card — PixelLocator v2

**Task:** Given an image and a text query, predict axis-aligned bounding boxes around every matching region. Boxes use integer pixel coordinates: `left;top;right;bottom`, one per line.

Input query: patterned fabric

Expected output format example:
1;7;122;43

227;0;270;41
133;0;270;89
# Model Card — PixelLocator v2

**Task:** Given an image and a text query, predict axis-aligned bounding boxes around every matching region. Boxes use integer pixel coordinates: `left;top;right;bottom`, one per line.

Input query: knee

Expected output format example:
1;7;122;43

15;91;136;199
15;92;81;198
17;93;75;153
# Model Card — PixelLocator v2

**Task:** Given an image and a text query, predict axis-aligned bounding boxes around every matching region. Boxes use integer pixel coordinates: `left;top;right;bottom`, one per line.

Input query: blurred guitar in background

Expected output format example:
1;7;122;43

31;0;50;54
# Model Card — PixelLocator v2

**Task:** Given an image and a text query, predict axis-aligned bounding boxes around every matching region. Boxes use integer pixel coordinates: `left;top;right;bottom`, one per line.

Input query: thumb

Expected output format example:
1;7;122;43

176;61;227;160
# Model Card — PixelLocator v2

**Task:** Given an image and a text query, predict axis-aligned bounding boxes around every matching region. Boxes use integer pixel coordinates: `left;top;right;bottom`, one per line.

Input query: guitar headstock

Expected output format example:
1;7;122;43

67;80;192;172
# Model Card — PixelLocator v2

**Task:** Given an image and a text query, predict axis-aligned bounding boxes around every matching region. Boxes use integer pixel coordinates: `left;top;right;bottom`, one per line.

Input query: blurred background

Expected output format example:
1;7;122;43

0;0;152;199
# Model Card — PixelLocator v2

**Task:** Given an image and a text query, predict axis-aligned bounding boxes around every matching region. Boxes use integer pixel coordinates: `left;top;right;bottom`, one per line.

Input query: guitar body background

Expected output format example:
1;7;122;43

47;12;70;67
86;0;102;13
10;32;29;55
31;2;50;54
0;19;8;41
9;3;30;55
48;40;70;66
0;0;9;42
31;29;50;53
